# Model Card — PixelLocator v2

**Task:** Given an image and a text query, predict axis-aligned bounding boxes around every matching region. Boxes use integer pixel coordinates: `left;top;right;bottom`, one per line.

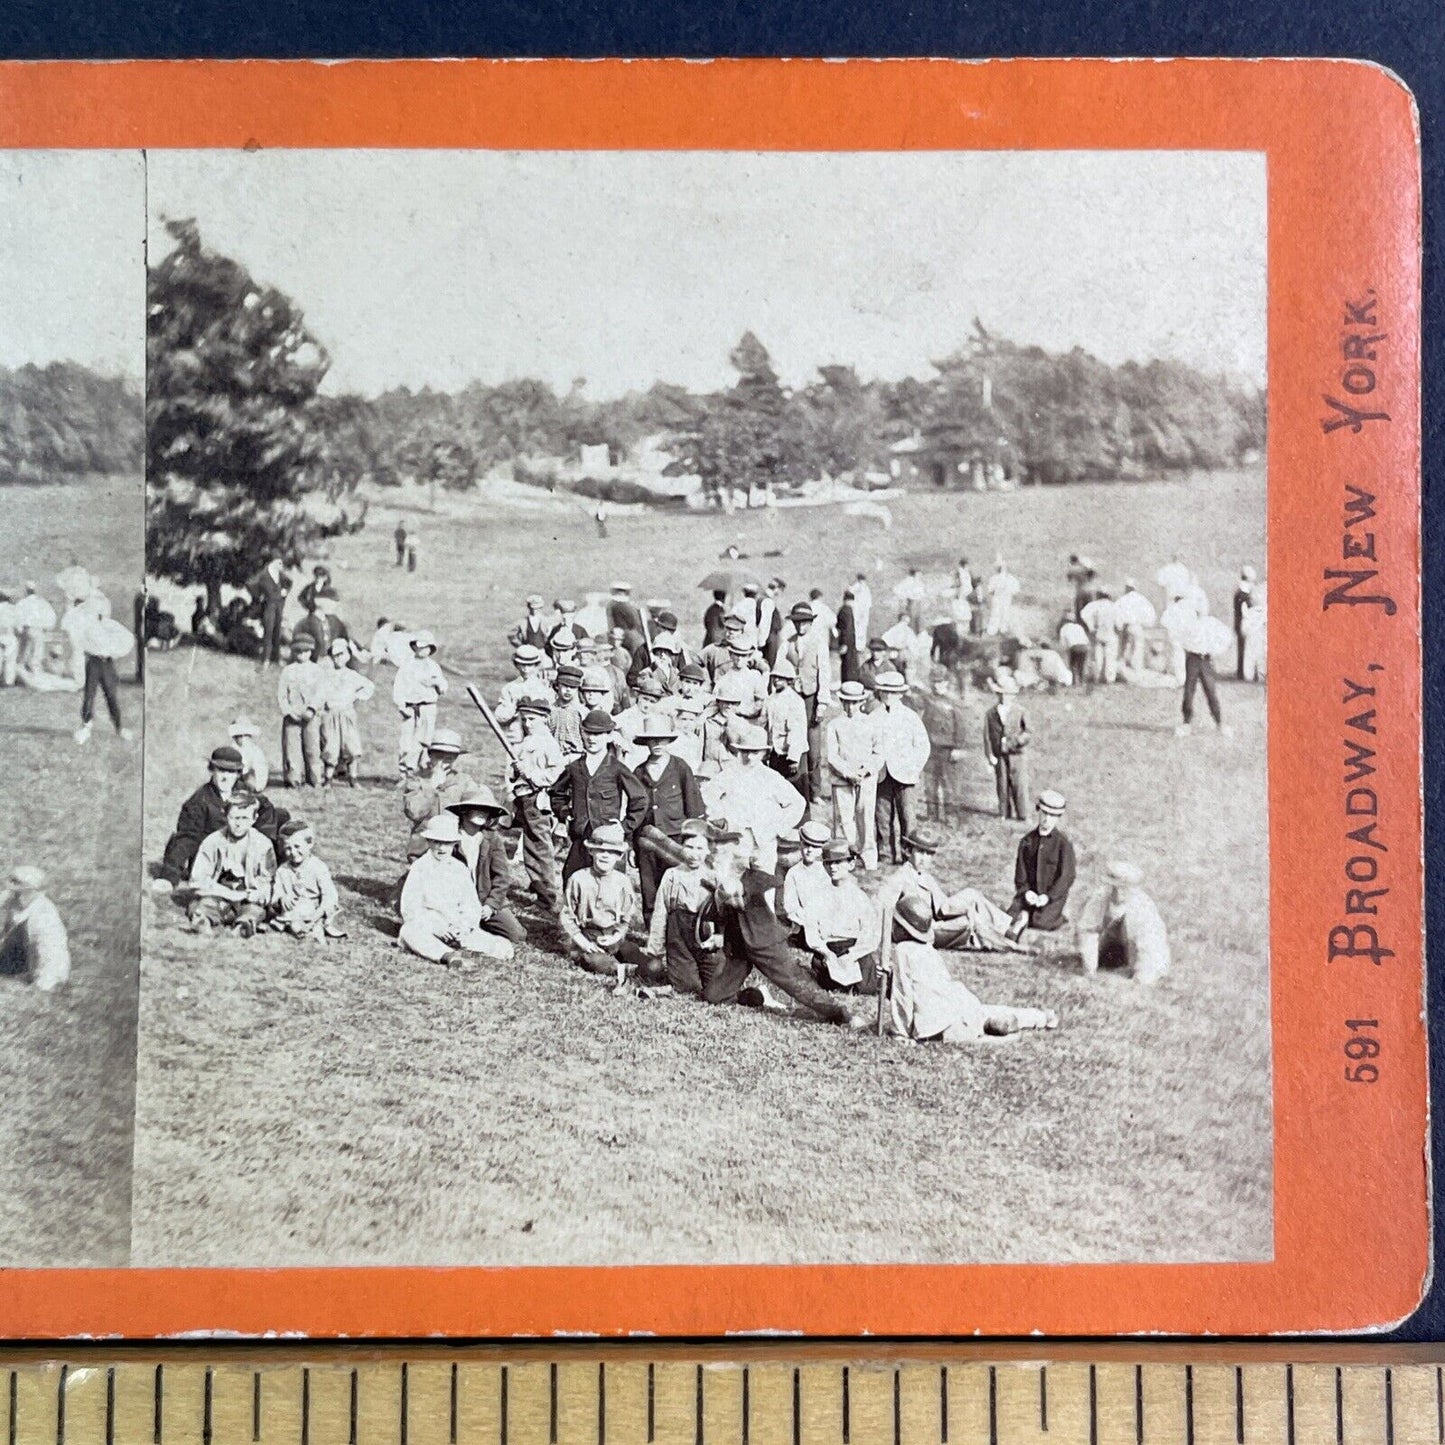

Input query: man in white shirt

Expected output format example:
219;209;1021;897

800;841;881;991
784;601;832;801
707;720;806;872
825;681;881;869
762;660;809;789
780;819;832;928
850;572;873;645
984;559;1020;636
869;671;931;867
14;583;56;674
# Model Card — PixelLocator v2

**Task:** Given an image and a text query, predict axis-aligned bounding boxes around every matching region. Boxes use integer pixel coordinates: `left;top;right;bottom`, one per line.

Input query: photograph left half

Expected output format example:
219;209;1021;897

0;150;145;1265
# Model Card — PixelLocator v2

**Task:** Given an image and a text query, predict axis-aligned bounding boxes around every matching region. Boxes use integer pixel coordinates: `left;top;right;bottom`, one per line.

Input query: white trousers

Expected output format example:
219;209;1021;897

831;776;879;867
400;915;513;963
397;701;438;773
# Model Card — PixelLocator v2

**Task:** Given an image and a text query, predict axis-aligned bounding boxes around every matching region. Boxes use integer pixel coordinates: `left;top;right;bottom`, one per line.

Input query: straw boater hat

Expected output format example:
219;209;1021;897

873;670;907;694
838;681;867;704
511;644;544;667
1037;790;1067;816
635;714;677;744
447;785;510;821
1107;860;1142;886
209;745;245;773
585;822;627;854
410;630;438;655
893;892;937;943
726;639;753;656
798;820;832;848
427;728;465;756
549;628;578;650
419;812;461;844
901;824;945;855
581;708;616;735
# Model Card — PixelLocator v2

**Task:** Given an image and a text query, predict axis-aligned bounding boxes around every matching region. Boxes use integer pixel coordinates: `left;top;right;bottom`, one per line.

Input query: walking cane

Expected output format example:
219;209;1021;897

875;906;893;1036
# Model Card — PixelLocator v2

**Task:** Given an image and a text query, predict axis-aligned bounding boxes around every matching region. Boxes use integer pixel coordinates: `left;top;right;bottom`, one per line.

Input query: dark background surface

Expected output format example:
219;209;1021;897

0;0;1439;1339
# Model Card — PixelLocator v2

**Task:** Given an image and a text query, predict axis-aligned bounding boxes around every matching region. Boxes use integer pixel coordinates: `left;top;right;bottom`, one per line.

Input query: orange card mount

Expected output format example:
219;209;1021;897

0;58;1424;1339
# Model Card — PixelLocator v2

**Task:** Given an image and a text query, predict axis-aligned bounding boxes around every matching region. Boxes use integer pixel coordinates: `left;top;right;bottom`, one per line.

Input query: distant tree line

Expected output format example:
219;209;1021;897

142;225;1266;597
321;320;1264;502
0;363;141;483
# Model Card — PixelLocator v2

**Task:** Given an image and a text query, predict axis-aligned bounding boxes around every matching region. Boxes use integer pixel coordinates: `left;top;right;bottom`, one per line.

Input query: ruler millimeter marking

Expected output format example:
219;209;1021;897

3;1356;1445;1445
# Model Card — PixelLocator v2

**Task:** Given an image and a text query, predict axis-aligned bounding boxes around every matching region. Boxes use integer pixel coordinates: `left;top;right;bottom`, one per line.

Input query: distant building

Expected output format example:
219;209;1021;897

888;432;1019;490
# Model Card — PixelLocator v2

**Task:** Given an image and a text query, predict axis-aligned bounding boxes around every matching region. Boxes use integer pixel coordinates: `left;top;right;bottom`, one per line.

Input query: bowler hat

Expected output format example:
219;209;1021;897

209;745;245;773
582;708;616;735
654;610;678;631
901;824;945;854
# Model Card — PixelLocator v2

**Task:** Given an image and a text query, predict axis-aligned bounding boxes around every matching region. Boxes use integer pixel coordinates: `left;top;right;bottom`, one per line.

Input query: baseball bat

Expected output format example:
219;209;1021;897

464;683;522;767
635;824;689;869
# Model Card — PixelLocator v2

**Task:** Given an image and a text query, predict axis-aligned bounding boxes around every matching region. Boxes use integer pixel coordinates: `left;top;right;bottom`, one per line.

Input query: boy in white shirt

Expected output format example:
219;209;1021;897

399;812;513;966
392;629;448;776
825;680;881;869
187;790;277;937
228;715;270;792
268;819;344;940
319;637;376;785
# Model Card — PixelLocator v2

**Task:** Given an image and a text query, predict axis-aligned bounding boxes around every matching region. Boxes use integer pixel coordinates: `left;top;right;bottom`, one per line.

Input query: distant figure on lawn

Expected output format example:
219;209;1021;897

982;674;1029;820
246;556;291;668
394;522;408;567
72;594;135;746
0;865;70;992
1076;860;1171;984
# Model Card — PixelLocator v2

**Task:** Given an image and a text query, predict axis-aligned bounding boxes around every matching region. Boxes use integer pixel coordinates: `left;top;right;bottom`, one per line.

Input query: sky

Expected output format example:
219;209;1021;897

148;149;1266;400
0;151;145;379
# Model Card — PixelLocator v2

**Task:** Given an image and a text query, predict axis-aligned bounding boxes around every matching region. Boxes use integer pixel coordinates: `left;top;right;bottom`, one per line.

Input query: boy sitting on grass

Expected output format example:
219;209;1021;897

559;822;665;986
187;788;276;938
268;818;344;941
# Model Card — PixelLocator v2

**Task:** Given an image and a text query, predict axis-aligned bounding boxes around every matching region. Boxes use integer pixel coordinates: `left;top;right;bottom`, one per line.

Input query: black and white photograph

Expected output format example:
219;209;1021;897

133;148;1270;1267
0;150;145;1265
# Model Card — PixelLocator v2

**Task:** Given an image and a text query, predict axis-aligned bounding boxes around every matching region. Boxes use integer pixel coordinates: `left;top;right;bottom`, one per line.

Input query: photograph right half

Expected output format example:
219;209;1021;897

131;145;1269;1270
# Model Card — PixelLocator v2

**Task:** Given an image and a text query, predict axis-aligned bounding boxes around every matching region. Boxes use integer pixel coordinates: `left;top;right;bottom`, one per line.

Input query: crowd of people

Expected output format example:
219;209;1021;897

148;539;1248;1044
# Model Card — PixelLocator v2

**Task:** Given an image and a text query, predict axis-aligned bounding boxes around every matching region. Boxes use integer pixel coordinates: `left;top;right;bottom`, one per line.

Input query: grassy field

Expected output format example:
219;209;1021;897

0;477;142;1267
134;469;1270;1266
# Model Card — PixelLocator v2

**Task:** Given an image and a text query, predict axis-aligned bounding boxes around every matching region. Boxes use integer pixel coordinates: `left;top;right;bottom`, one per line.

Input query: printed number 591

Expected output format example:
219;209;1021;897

1345;1018;1380;1083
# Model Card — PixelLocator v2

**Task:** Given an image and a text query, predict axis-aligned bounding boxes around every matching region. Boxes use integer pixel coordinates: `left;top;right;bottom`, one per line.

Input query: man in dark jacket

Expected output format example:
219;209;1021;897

291;590;352;661
702;591;728;649
631;715;705;918
155;746;288;887
550;709;649;881
246;557;292;666
1007;790;1076;936
836;588;862;684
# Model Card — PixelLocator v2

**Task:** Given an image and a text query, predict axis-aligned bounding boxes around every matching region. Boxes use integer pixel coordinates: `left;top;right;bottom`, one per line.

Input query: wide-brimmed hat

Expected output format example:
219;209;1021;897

987;673;1020;695
901;824;945;855
581;708;615;735
228;715;258;738
447;784;510;819
10;865;45;890
822;840;853;865
1037;790;1067;816
651;633;681;653
209;745;245;773
420;812;461;844
1107;859;1143;886
726;720;768;752
769;659;798;681
798;820;832;848
838;681;867;704
585;822;627;854
427;728;465;756
635;714;677;743
679;663;707;684
713;674;749;704
672;696;705;717
410;630;438;654
893;892;936;942
635;677;665;700
873;670;906;693
511;644;544;666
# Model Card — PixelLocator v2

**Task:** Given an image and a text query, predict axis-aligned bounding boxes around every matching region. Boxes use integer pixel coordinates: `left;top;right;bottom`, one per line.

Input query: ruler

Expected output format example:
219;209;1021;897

3;1346;1443;1445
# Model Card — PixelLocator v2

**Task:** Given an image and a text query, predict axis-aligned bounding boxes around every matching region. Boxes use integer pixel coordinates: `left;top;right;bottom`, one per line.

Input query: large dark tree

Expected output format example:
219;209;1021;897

146;219;350;609
0;363;141;483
